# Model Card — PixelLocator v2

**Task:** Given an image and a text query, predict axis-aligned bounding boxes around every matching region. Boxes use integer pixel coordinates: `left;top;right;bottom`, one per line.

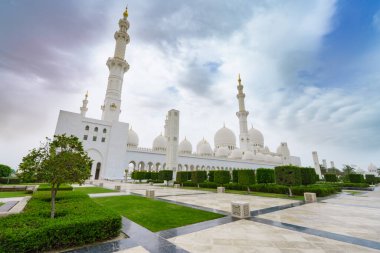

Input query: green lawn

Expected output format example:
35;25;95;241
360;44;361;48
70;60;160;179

0;191;30;198
74;187;117;194
344;190;363;196
94;195;224;232
181;186;304;201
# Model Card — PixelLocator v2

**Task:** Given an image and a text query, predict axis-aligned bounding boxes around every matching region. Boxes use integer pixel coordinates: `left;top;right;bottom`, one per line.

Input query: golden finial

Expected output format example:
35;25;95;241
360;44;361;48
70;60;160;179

123;6;128;18
238;74;242;85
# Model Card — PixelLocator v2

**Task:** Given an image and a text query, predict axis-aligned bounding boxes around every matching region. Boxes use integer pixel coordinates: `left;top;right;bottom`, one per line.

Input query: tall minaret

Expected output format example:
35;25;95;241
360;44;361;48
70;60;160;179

236;74;249;151
101;7;130;122
312;151;322;179
80;91;88;117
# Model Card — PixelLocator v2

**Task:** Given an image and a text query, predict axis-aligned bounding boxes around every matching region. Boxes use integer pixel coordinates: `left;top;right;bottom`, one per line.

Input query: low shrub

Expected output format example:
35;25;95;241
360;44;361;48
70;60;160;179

191;171;207;185
300;167;317;185
324;173;338;182
291;185;341;197
158;170;173;181
0;177;21;184
225;183;247;191
348;174;364;183
232;170;239;183
275;166;302;186
249;184;289;194
37;183;73;191
214;171;231;186
198;182;218;189
256;168;275;184
238;170;255;188
0;191;121;253
336;182;370;188
182;181;197;187
365;174;376;184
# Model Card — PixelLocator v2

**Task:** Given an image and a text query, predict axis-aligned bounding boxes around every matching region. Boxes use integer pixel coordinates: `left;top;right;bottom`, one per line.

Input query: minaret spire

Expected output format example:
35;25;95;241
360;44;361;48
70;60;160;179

80;91;89;117
101;6;130;122
236;74;249;151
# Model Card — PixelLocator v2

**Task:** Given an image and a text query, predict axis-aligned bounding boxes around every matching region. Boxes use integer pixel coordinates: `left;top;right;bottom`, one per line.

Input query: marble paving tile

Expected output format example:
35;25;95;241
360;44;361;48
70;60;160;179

116;246;150;253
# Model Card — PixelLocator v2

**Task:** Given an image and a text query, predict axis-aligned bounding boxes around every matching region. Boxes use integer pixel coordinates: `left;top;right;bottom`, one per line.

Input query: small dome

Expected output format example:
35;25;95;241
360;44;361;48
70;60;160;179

277;142;290;157
179;138;192;154
216;146;230;158
197;139;213;156
242;151;255;160
153;134;167;151
249;126;264;148
127;128;139;148
214;125;236;149
230;148;243;159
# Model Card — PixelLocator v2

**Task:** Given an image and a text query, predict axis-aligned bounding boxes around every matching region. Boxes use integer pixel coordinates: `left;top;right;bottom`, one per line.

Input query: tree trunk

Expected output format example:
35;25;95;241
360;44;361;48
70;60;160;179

50;186;56;219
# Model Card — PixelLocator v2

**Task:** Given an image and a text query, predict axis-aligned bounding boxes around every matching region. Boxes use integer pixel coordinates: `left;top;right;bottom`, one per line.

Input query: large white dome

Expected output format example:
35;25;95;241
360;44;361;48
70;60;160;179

229;148;243;159
153;134;167;151
214;125;236;149
197;139;213;156
215;146;230;158
179;138;192;154
249;126;264;148
242;150;255;160
127;128;139;148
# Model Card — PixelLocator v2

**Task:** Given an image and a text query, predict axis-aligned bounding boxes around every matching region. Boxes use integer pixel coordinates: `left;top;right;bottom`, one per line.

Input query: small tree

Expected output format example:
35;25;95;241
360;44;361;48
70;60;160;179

0;164;13;178
238;170;255;192
214;171;231;186
176;171;189;186
191;171;207;187
158;170;173;185
18;134;92;218
256;168;275;184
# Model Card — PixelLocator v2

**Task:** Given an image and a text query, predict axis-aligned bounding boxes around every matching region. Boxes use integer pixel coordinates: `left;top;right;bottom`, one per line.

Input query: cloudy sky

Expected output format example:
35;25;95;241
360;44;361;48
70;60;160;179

0;0;379;171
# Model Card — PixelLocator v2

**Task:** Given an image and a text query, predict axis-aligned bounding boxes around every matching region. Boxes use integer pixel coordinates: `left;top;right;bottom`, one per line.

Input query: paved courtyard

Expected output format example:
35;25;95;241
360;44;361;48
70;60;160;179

70;181;380;253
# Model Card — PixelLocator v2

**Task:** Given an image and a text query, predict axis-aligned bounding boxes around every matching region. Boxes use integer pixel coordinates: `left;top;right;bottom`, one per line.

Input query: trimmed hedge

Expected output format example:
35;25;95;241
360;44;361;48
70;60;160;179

348;174;364;183
176;171;189;185
300;167;317;185
256;168;275;184
208;171;216;182
365;174;376;184
238;170;255;186
325;173;338;182
0;177;21;184
0;191;121;253
37;183;73;191
225;183;247;191
158;170;173;181
150;172;159;180
198;182;218;189
232;170;239;183
249;183;289;194
291;185;341;197
191;171;207;185
182;181;197;187
214;171;231;186
275;165;302;186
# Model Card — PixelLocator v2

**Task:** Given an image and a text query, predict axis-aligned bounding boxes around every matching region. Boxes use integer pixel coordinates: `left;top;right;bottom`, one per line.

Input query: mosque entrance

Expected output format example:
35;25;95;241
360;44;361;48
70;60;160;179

95;162;101;180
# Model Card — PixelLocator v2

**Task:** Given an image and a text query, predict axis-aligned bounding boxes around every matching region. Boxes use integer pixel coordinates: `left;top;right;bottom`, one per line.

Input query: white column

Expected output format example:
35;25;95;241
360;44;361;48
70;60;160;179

166;109;179;179
312;151;322;178
236;75;249;151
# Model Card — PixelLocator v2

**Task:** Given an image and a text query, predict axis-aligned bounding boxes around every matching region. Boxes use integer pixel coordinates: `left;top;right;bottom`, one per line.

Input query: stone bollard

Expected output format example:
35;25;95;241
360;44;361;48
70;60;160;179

114;185;121;191
149;182;153;186
146;189;155;198
304;192;317;203
174;184;180;188
217;187;225;193
99;183;103;187
231;201;250;218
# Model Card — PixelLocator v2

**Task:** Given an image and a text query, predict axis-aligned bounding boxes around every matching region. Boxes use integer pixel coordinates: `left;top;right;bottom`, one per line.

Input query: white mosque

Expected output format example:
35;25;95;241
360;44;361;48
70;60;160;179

54;7;301;180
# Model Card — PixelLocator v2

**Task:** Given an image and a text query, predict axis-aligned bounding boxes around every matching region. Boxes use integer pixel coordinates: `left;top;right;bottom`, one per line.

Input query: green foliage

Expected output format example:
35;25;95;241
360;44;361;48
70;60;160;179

208;170;216;182
18;134;92;218
176;171;189;184
132;171;149;182
274;165;302;186
214;171;231;186
256;168;275;184
291;185;341;197
232;170;239;183
0;177;21;184
300;167;317;185
191;171;207;185
348;174;364;183
342;165;356;175
365;174;376;184
150;172;159;180
224;183;247;191
238;170;256;186
0;191;121;253
158;170;173;181
249;184;289;194
0;164;12;177
198;182;218;189
325;173;338;182
182;181;197;187
37;183;73;191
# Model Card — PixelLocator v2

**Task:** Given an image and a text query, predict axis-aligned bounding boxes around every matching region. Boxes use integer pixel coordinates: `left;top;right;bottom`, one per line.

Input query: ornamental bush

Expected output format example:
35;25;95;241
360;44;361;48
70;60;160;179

274;165;302;186
232;170;239;183
365;174;376;184
348;174;364;183
208;170;216;182
198;182;218;189
224;183;247;191
214;171;231;186
291;185;341;197
0;191;121;253
191;171;207;185
158;170;173;182
182;181;197;187
150;172;159;180
176;171;189;185
324;173;338;182
256;168;275;184
37;183;73;191
249;183;289;194
300;167;317;185
238;170;256;187
0;177;21;184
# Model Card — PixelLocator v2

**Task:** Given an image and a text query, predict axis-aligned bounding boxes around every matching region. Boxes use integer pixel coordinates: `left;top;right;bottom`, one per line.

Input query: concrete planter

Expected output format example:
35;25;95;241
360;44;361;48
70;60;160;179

231;201;250;218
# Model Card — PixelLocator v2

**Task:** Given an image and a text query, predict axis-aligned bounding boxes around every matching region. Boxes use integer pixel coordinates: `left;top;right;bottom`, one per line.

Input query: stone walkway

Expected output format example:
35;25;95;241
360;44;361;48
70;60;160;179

73;181;380;253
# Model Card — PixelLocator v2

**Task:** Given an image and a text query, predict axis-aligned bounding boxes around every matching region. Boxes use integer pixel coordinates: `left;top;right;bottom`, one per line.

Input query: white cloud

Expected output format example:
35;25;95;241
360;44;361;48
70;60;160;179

373;10;380;31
